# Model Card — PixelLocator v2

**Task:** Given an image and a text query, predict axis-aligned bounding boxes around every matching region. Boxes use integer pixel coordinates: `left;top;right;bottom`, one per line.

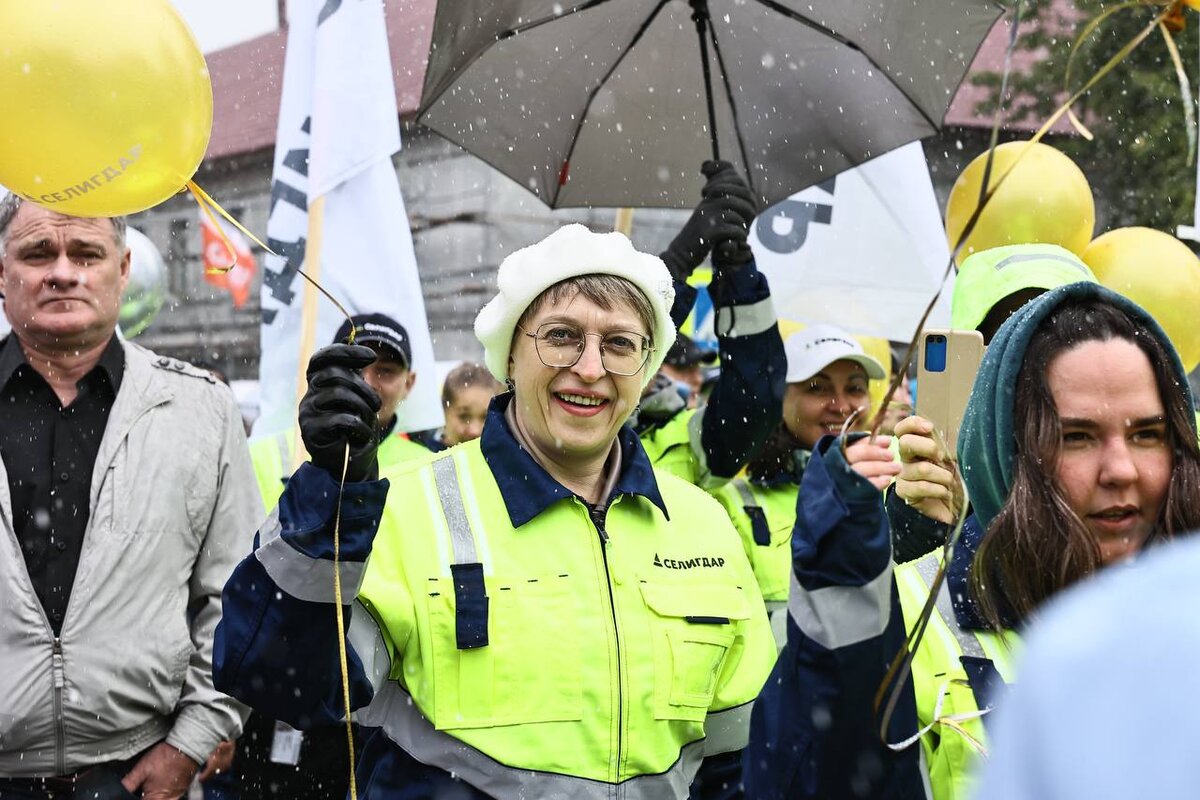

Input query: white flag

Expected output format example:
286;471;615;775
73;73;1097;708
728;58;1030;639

747;142;954;342
255;0;441;437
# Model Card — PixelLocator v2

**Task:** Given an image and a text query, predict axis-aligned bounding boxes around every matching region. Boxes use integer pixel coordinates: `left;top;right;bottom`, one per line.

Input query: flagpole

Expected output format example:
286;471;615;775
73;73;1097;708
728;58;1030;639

1178;29;1200;243
292;194;327;472
614;207;634;236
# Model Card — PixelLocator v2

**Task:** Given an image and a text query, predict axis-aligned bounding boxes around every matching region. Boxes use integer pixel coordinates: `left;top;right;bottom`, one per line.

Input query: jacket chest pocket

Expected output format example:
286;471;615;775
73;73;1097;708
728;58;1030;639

426;573;582;731
640;581;750;722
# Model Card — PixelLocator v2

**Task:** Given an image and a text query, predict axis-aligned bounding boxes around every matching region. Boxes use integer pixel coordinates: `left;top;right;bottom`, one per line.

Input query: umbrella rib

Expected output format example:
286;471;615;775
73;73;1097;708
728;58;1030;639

555;0;674;206
749;0;941;130
706;21;756;196
498;0;622;39
420;0;620;115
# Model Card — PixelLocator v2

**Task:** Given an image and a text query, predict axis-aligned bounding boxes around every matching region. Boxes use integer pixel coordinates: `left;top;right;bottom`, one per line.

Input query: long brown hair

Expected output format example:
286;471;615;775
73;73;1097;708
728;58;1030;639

971;299;1200;629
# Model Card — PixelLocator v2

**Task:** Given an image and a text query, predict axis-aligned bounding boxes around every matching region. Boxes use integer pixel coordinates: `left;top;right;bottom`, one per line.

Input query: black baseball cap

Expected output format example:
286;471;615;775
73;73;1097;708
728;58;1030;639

334;313;412;368
664;334;718;368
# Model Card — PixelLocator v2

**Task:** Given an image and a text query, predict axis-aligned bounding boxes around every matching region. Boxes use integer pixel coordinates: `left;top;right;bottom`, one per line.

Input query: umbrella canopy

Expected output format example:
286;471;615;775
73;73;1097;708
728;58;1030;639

418;0;1002;210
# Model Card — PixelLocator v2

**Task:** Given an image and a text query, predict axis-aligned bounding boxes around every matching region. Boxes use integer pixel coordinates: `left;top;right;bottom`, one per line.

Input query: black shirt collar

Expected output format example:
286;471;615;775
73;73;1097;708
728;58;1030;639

479;393;669;529
0;334;125;395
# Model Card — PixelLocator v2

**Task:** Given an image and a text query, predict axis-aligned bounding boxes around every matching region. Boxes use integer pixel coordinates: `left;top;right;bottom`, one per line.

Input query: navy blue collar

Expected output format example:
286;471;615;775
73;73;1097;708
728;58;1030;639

480;393;668;529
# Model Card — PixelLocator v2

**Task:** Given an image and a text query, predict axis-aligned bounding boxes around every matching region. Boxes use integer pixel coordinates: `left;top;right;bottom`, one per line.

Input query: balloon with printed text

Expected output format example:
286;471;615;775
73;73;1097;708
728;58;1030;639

945;142;1095;266
1082;227;1200;373
0;0;212;217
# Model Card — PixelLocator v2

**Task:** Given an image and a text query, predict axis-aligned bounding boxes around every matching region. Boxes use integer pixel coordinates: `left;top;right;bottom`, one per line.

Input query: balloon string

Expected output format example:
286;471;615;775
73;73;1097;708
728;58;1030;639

333;443;359;800
866;0;1172;442
185;180;356;338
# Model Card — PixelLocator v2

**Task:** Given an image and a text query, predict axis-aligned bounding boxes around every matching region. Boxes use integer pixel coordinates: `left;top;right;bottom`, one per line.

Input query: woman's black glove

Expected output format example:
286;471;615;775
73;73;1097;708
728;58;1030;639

660;160;759;280
299;343;382;482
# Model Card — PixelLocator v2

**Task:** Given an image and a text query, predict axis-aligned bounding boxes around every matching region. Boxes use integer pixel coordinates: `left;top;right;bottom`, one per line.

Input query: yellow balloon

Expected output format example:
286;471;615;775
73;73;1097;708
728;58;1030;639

0;0;212;217
945;141;1095;265
1082;227;1200;373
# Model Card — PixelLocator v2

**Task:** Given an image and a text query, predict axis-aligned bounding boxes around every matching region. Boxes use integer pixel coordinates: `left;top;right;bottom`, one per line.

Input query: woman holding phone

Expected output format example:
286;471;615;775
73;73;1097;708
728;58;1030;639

743;283;1200;800
710;324;898;636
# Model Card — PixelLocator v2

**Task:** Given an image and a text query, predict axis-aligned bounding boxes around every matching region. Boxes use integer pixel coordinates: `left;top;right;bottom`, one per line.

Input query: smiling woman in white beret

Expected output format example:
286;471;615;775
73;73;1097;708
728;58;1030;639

213;224;776;800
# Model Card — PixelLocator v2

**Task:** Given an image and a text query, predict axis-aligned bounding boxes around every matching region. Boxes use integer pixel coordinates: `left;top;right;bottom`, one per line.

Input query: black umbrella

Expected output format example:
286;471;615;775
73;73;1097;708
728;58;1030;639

417;0;1002;210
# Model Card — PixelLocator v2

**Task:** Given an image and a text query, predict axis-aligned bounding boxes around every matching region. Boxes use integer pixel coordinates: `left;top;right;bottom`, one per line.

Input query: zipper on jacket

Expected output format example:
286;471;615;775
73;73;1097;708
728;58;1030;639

52;637;66;775
588;502;624;790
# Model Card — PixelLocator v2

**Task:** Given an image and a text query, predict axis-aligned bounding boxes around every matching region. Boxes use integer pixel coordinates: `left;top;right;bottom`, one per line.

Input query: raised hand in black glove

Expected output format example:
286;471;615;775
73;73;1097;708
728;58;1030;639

660;160;759;280
299;343;382;482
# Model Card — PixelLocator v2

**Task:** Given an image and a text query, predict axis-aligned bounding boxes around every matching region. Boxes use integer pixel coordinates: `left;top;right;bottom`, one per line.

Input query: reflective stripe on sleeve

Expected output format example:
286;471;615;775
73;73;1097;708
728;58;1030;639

715;296;776;338
347;599;392;693
356;682;705;799
788;564;893;650
703;701;754;756
254;506;368;603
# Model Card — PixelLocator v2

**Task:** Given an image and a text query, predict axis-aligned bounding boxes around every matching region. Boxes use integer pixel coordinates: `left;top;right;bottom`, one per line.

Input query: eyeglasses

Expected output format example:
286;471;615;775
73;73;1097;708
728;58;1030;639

518;322;654;376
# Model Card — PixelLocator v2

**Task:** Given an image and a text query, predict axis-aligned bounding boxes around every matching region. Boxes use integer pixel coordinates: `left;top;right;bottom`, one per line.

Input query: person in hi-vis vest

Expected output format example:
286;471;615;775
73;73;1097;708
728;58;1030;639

248;312;431;509
214;224;776;800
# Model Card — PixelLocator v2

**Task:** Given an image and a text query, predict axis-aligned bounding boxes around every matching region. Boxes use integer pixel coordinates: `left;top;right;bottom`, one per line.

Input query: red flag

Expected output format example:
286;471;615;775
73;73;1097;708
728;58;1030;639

201;213;256;308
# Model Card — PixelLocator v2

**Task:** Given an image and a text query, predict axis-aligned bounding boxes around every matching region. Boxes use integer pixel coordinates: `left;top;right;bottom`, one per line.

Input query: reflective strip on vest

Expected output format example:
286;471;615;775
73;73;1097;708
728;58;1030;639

715;296;776;338
450;447;494;571
348;599;392;693
913;555;986;660
703;701;754;756
788;565;892;650
732;479;771;546
685;406;720;489
254;506;368;603
431;455;489;650
357;681;704;799
274;430;291;481
431;457;479;565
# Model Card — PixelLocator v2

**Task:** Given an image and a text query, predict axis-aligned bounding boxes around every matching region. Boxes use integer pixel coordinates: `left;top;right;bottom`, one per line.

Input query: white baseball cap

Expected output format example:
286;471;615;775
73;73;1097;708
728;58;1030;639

784;324;887;383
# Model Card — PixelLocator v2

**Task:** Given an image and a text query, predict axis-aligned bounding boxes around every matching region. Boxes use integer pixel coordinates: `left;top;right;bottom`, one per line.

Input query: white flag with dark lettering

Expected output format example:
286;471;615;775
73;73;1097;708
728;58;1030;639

254;0;440;437
744;142;954;342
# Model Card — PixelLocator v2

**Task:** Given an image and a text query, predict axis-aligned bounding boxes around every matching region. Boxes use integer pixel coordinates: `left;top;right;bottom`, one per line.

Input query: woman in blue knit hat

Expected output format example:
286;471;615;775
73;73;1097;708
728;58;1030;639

743;283;1200;800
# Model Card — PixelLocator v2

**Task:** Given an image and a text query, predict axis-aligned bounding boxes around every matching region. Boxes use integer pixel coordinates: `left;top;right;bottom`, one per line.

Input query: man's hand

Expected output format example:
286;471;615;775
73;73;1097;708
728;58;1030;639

660;160;758;280
844;435;901;491
197;739;235;783
894;415;964;524
122;742;200;800
299;343;382;481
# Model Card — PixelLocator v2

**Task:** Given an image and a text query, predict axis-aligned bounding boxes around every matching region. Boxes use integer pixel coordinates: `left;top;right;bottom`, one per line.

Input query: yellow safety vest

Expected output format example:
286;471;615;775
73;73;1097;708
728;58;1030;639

894;554;1020;800
708;478;797;652
709;479;796;609
248;427;431;508
639;408;719;488
351;439;776;795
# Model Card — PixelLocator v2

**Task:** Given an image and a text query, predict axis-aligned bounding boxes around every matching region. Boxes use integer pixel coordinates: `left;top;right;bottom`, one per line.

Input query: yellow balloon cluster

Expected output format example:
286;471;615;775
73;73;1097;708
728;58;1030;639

0;0;212;217
1082;227;1200;373
945;142;1095;265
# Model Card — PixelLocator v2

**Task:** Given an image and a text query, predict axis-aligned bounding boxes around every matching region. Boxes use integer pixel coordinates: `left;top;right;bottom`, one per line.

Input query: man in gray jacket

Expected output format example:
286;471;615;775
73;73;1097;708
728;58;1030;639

0;195;260;799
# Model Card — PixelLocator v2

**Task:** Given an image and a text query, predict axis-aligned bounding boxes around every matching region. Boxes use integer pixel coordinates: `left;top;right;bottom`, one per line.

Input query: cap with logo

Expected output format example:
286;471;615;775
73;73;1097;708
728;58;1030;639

784;324;887;383
334;312;412;368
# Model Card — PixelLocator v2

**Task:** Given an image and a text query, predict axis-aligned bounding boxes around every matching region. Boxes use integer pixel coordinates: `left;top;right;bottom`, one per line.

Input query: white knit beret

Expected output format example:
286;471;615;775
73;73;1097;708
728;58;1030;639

474;224;677;387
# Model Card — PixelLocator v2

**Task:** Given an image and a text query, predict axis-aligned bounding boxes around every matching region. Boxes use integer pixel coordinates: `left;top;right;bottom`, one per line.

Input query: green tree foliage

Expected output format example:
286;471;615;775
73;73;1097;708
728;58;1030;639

973;1;1199;231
